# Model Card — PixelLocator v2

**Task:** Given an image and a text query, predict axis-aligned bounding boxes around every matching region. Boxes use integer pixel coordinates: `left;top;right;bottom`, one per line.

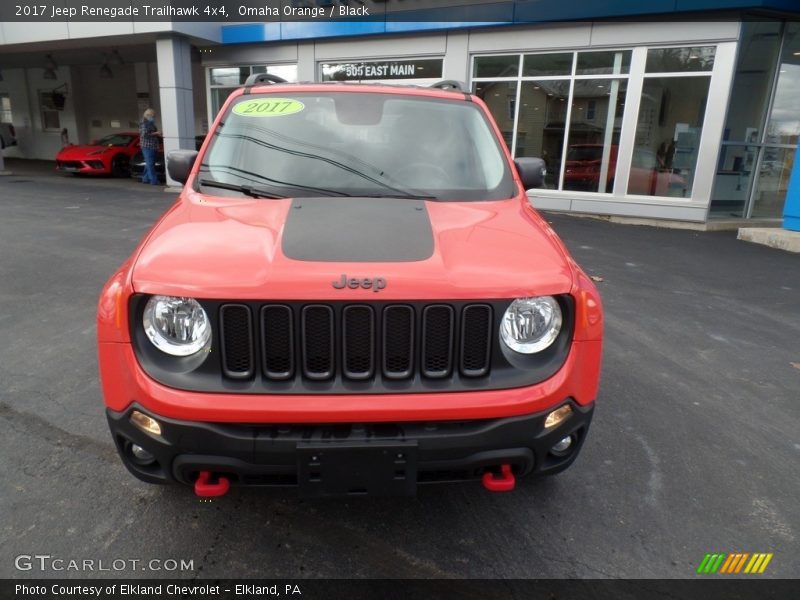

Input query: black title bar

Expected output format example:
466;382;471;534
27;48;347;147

2;1;508;23
0;0;784;23
3;579;799;600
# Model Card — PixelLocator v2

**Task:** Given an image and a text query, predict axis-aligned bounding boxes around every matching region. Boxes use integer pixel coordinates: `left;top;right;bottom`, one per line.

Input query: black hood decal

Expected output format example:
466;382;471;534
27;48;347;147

282;197;434;262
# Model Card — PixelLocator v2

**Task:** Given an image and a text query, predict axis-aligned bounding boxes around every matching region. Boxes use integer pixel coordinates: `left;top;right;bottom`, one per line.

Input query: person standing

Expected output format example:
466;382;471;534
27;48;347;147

139;108;161;185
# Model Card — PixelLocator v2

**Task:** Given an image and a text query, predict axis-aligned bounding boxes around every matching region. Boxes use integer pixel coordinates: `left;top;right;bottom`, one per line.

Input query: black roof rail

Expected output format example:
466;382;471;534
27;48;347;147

430;80;467;92
243;73;288;94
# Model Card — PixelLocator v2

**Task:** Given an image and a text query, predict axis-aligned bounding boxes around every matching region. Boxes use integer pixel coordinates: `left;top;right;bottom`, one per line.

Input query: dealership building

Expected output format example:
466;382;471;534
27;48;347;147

0;1;798;223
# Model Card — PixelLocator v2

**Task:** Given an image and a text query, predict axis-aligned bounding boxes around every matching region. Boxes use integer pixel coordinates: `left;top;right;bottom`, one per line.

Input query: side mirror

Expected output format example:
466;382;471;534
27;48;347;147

514;157;546;189
167;150;198;184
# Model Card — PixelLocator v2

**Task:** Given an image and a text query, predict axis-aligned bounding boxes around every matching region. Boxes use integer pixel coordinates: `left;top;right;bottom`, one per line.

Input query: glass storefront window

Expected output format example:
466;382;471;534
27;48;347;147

210;67;250;86
211;88;237;119
473;55;519;78
711;21;798;219
563;79;627;193
472;45;716;198
473;81;518;152
516;80;571;189
628;76;709;197
263;64;298;83
752;22;800;217
764;22;800;146
720;22;782;144
751;147;796;218
710;21;782;217
711;144;760;217
576;50;632;75
522;53;573;77
645;46;716;72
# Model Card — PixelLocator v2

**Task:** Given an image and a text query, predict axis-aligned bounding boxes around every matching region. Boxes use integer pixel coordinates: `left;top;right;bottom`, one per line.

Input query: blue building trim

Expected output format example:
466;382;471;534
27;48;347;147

783;143;800;232
222;23;281;44
279;20;387;41
384;21;507;33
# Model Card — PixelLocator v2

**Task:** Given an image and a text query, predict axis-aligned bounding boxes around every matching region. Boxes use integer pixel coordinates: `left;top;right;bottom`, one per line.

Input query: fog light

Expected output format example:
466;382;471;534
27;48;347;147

544;404;572;429
130;444;155;464
130;410;162;436
550;435;575;457
552;436;572;453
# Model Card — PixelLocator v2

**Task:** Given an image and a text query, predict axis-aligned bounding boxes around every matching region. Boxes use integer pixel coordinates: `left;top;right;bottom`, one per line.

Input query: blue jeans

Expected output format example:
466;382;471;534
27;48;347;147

142;147;159;185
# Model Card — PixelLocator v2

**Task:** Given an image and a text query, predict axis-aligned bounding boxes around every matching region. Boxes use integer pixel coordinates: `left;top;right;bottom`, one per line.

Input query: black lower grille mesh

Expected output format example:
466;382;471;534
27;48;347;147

261;305;293;379
422;305;454;378
383;305;414;378
302;305;334;379
343;305;374;379
461;304;492;376
220;304;254;378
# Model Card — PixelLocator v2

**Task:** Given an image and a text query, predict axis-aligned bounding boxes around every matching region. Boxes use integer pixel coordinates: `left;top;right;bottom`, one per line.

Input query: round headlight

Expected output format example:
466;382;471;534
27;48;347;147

143;295;211;356
500;296;562;354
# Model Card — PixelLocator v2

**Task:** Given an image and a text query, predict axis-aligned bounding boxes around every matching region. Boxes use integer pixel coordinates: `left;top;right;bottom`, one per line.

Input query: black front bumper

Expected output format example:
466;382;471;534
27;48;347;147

107;400;593;496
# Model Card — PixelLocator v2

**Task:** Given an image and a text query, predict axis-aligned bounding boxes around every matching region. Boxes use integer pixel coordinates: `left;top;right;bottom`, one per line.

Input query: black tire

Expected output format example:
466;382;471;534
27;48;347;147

111;154;130;177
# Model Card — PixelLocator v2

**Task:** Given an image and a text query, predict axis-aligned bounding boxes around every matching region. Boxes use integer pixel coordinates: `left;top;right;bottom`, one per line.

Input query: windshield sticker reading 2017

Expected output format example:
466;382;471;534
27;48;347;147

233;99;304;117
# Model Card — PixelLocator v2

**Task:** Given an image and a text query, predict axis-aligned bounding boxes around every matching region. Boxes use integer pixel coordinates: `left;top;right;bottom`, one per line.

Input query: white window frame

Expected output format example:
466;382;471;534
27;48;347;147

470;42;737;206
472;48;633;193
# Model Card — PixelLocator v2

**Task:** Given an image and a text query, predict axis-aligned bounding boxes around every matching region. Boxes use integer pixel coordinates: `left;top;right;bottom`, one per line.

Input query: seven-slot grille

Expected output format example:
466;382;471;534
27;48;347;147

217;303;493;382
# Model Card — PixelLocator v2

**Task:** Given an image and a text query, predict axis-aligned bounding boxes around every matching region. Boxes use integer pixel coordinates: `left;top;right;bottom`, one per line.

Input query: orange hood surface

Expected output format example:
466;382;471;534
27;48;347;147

131;192;575;301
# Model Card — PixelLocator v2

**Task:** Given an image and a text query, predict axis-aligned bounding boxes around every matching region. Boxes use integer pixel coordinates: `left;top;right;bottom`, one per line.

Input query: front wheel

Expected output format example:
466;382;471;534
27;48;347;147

111;154;130;177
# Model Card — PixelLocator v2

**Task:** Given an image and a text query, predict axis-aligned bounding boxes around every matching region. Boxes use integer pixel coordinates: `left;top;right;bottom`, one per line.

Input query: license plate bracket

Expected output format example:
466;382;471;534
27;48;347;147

297;441;418;498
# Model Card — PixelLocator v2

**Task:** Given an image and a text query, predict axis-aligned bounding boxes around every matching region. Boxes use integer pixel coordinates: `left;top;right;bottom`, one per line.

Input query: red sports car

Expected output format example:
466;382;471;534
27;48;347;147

56;132;140;176
563;143;686;196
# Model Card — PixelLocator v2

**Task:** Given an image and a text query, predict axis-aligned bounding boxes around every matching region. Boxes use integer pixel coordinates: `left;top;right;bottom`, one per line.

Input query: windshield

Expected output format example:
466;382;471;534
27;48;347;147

199;92;515;201
96;134;135;146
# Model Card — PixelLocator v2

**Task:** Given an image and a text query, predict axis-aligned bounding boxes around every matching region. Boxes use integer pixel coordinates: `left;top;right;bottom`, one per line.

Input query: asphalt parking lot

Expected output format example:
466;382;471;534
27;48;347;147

0;172;798;580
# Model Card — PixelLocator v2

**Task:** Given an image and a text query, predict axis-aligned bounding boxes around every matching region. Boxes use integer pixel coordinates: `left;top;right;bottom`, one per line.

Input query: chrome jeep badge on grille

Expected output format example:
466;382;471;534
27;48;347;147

332;274;387;292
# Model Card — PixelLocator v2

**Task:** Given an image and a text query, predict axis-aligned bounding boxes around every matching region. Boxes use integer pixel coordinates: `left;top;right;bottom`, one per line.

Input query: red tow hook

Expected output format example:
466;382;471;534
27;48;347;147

482;464;516;492
194;471;230;497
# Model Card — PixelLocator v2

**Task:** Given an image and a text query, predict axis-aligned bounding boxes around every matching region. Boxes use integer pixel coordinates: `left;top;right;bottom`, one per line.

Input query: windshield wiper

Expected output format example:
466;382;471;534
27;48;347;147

199;165;352;198
200;178;437;201
198;179;286;199
215;131;438;199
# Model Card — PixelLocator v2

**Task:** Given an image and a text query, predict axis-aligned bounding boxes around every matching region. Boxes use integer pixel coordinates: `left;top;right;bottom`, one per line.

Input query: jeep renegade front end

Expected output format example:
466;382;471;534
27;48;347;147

97;76;603;497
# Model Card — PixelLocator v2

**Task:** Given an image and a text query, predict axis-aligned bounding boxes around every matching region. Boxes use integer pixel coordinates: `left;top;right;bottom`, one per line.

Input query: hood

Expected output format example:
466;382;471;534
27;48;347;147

57;144;116;158
131;192;575;300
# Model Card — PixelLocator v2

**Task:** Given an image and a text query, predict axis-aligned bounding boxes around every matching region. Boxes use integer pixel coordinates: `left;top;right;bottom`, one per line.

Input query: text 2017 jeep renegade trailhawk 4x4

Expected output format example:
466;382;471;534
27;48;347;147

97;75;603;497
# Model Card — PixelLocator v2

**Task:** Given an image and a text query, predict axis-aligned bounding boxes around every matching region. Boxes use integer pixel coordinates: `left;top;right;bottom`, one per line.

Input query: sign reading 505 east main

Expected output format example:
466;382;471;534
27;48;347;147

321;59;444;82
